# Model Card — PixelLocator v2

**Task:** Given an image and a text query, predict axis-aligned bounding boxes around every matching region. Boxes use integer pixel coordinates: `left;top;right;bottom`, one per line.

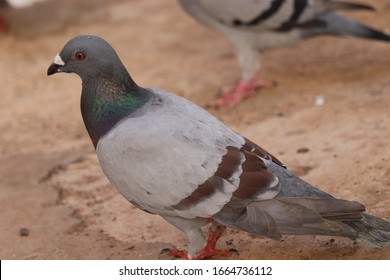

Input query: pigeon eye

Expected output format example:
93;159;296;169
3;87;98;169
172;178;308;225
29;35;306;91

75;51;86;61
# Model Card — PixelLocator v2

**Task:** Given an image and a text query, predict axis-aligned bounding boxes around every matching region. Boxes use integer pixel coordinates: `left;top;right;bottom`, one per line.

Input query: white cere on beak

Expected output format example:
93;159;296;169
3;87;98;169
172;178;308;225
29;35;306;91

53;53;65;66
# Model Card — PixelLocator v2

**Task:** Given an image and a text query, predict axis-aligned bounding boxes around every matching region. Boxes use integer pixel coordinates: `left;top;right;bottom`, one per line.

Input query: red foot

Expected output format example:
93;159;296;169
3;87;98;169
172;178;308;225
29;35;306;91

167;249;190;260
207;76;275;108
0;16;6;32
166;225;234;260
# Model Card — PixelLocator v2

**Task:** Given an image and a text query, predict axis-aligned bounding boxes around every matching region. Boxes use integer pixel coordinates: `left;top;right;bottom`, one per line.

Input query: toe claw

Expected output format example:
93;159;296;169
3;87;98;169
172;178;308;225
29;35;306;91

161;248;189;259
228;248;239;255
159;248;172;255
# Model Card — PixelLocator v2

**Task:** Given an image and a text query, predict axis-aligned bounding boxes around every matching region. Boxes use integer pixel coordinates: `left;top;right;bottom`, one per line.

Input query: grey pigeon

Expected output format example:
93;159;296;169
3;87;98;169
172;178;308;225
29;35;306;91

178;0;390;107
47;35;390;259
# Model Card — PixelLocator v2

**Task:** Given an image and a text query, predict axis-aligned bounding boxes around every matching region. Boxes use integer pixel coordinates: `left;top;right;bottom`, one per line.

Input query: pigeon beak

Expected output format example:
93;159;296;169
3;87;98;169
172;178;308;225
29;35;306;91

47;53;65;76
47;63;61;76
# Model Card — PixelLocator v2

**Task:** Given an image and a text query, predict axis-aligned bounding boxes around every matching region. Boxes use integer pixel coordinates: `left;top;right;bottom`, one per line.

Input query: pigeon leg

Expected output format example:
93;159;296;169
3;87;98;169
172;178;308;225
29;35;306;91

165;224;233;259
192;224;232;260
207;76;275;108
0;15;6;32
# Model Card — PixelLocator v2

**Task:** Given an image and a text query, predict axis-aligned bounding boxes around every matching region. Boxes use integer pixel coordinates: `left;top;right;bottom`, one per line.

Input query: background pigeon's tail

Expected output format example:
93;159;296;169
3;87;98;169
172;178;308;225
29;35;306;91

327;1;375;12
313;13;390;42
345;214;390;247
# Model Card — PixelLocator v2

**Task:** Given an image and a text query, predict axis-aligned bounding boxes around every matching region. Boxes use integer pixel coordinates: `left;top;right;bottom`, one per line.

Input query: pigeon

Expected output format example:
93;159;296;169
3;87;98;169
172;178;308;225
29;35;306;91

0;0;8;31
178;0;390;107
47;35;390;259
0;0;45;31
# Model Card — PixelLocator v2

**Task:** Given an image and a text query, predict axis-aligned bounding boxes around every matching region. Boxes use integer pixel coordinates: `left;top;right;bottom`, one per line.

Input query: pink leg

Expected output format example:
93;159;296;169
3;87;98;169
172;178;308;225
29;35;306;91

166;249;190;260
207;75;275;108
166;224;234;260
0;15;6;32
193;224;231;260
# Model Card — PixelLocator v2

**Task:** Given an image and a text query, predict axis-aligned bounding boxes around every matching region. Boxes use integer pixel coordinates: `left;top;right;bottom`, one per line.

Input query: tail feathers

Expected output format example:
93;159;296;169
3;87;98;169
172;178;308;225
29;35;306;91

317;13;390;42
276;197;365;221
345;214;390;247
214;197;362;241
214;198;390;247
327;1;375;12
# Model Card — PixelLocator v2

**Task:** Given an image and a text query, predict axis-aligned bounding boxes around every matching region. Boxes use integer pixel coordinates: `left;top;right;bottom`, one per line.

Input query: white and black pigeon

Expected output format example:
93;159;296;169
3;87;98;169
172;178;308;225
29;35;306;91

47;35;390;259
178;0;390;107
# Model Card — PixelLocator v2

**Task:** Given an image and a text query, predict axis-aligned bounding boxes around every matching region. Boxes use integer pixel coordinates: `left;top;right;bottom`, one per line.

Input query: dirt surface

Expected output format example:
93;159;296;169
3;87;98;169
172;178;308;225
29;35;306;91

1;0;390;260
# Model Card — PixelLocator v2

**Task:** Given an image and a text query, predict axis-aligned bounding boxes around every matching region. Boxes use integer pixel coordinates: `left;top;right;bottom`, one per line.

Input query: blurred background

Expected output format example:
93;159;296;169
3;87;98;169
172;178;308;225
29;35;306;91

0;0;389;259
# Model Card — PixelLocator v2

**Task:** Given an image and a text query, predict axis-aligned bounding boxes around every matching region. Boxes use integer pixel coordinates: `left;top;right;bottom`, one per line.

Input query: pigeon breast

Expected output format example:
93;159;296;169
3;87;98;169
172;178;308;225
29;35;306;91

96;88;246;219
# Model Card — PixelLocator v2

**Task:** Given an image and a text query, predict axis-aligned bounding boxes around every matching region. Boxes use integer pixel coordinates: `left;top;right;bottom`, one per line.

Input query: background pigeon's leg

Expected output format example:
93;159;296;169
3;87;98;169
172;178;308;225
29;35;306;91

0;0;7;32
208;76;275;108
220;76;275;96
208;46;274;107
0;15;6;31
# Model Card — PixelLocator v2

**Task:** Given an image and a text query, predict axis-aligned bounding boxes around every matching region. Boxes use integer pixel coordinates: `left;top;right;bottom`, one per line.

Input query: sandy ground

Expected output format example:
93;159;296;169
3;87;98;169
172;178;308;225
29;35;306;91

0;0;390;260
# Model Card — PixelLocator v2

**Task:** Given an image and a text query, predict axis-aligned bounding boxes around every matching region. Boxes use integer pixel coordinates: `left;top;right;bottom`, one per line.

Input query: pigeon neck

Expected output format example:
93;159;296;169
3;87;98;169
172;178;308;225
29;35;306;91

80;75;150;148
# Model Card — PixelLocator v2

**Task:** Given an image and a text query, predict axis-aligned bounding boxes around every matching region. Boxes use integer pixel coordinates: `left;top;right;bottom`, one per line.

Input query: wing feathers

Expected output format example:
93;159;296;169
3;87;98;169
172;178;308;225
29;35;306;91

233;0;285;27
243;137;285;167
172;142;279;214
233;148;280;199
173;177;222;210
277;0;308;31
232;203;283;240
214;146;244;183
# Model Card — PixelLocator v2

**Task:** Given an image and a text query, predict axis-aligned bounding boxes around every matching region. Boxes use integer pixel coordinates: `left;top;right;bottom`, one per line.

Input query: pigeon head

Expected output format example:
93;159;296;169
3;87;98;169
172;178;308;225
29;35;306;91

47;35;126;81
47;35;148;149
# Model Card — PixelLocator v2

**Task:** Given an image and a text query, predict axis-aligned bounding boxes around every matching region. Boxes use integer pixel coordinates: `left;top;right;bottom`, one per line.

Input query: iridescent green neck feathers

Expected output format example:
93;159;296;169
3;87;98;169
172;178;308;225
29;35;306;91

80;75;150;148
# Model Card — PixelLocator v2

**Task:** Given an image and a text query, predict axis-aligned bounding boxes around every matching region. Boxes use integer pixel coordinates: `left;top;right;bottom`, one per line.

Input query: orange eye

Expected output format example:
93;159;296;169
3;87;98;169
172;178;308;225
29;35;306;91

75;51;86;61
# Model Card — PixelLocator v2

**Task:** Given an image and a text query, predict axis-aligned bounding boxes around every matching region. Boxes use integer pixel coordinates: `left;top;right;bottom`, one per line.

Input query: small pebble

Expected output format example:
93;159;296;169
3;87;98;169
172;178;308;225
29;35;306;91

315;95;325;106
229;248;239;255
297;147;310;153
225;239;234;245
19;227;29;237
